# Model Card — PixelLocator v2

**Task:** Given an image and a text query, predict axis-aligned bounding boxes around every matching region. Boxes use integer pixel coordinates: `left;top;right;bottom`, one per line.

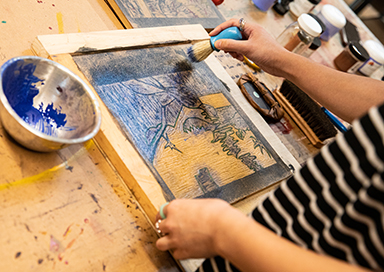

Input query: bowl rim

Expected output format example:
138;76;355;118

0;55;102;145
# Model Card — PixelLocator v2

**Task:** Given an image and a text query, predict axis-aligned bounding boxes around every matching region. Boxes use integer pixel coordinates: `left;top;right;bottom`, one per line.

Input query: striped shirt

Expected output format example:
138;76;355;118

198;103;384;272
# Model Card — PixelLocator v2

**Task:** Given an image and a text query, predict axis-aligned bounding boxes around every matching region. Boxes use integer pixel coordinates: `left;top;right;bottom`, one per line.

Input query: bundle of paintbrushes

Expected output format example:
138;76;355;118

273;80;338;148
187;26;243;62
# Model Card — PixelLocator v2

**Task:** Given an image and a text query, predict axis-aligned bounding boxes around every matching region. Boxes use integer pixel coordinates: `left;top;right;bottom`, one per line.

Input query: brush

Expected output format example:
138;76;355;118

321;107;348;132
187;26;243;62
273;80;338;148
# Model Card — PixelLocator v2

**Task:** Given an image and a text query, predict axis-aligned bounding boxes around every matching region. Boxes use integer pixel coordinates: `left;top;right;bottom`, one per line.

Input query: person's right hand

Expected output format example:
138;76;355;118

210;18;291;77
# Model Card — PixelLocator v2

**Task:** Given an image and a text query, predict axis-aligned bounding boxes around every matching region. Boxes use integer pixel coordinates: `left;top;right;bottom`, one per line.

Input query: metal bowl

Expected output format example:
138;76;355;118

0;56;101;152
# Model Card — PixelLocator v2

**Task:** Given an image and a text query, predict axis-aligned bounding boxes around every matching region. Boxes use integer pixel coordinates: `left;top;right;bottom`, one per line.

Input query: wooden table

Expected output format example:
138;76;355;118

0;1;180;271
0;0;381;271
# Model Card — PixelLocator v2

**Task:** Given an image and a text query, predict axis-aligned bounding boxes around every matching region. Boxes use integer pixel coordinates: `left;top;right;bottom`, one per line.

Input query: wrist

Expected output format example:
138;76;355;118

212;206;250;258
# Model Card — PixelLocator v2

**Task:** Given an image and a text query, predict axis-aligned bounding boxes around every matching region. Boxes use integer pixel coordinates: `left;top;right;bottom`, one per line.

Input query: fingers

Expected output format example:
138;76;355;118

156;234;173;251
214;39;249;57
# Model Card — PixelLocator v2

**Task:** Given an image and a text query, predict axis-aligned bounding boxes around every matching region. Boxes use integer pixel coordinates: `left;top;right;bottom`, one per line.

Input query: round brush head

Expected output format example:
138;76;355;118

187;40;214;62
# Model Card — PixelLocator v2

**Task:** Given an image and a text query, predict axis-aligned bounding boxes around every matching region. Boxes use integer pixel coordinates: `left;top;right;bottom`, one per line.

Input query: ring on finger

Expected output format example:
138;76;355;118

159;202;169;219
155;219;163;235
239;18;246;32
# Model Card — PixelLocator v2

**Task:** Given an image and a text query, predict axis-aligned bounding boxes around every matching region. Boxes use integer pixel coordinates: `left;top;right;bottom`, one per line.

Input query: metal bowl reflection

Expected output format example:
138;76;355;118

0;56;101;152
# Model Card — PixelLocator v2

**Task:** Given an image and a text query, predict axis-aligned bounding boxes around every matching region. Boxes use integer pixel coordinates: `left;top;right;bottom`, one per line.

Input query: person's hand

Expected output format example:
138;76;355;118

155;198;235;259
209;18;291;77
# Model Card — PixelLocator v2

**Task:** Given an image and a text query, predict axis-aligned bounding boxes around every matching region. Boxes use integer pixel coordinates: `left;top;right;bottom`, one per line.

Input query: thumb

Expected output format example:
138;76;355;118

214;39;247;55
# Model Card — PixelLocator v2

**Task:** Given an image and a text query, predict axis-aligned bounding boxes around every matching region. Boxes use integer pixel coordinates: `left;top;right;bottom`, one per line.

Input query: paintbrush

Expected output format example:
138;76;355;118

187;26;243;62
273;80;338;148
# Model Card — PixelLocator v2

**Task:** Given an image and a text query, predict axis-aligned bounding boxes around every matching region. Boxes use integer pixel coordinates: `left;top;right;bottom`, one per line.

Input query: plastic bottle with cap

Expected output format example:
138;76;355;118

316;4;346;41
334;41;370;73
289;0;321;19
357;40;384;77
276;13;322;55
252;0;277;12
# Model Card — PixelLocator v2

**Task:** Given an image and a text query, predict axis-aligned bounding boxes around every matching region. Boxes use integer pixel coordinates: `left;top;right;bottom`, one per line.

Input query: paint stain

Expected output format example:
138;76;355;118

84;218;89;223
15;252;21;258
63;224;73;237
1;21;6;24
56;12;64;34
38;258;43;264
65;165;74;172
49;27;52;30
277;119;293;134
49;235;63;253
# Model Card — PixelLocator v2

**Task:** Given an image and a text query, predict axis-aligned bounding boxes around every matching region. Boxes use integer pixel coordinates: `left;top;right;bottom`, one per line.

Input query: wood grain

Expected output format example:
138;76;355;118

33;25;299;224
104;0;226;30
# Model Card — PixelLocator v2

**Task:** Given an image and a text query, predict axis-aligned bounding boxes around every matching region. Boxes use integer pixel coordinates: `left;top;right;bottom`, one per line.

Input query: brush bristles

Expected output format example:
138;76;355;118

187;40;214;62
280;80;337;141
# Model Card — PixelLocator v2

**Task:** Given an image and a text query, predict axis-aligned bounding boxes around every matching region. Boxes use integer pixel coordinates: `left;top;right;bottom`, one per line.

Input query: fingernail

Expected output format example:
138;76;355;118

215;40;221;49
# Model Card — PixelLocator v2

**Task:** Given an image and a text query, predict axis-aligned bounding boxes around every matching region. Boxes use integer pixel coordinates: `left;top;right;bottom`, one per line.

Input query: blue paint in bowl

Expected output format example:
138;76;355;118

3;60;69;136
0;56;101;152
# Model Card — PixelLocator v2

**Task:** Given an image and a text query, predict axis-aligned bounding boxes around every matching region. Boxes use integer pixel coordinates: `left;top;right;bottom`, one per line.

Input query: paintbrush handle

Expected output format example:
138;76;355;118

210;27;243;52
321;107;348;133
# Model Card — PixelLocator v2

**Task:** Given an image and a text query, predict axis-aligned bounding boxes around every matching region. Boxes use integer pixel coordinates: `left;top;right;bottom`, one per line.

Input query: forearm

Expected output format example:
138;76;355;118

215;209;370;272
276;52;384;123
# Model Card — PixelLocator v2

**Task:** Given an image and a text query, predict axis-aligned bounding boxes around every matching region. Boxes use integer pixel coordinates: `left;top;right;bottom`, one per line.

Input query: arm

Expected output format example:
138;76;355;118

210;19;384;123
155;199;370;272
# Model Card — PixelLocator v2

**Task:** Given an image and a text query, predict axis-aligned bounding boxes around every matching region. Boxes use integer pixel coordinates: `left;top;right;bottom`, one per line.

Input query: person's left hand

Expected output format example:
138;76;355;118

155;198;233;259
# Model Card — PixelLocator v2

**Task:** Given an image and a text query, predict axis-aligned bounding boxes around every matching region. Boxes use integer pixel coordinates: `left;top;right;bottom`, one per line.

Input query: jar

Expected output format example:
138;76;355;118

301;37;321;58
252;0;276;12
334;41;370;73
276;13;322;55
316;4;346;41
289;0;321;19
308;13;326;34
273;0;294;15
357;40;384;76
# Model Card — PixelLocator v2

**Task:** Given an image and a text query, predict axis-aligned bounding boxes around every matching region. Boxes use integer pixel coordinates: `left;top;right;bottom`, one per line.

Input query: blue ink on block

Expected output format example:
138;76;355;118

73;45;291;203
3;60;68;136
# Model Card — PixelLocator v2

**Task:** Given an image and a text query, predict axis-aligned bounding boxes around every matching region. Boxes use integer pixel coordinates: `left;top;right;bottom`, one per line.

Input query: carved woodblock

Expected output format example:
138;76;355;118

105;0;225;29
72;45;291;203
32;25;298;221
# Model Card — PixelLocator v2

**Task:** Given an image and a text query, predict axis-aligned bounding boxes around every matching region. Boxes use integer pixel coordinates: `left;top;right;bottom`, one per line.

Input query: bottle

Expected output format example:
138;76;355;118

334;41;370;73
276;13;322;55
252;0;277;12
357;40;384;77
316;4;346;41
289;0;321;19
301;37;321;58
273;0;294;15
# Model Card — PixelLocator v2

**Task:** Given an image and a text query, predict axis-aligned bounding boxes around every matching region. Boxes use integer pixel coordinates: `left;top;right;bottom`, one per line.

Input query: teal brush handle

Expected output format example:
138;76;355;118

210;27;242;52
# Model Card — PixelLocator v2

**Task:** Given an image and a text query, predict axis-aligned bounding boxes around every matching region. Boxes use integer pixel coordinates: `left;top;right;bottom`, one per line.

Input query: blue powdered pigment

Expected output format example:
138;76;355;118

3;60;68;136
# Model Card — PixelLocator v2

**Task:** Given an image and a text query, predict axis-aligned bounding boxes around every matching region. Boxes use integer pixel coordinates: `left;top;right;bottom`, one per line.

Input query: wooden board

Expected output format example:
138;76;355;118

32;24;299;223
104;0;225;30
0;0;123;67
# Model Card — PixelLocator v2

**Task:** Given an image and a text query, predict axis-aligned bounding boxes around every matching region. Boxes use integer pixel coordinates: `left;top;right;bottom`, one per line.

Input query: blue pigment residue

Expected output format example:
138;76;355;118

3;60;68;136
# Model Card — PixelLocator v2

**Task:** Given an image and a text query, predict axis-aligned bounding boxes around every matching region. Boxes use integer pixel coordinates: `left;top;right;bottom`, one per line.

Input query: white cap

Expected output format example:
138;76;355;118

363;40;384;64
298;14;322;37
320;4;346;29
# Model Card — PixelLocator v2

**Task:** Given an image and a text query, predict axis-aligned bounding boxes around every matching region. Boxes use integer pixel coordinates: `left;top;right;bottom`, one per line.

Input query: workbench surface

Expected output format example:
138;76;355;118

0;0;381;271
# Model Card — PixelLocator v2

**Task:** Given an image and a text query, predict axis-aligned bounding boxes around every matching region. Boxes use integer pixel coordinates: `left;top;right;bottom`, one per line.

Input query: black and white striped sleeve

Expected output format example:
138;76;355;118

198;103;384;272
